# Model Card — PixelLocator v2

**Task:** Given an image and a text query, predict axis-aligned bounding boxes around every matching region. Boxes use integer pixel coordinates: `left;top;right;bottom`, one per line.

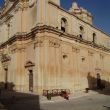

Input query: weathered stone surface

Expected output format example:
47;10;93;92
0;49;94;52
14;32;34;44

0;0;110;95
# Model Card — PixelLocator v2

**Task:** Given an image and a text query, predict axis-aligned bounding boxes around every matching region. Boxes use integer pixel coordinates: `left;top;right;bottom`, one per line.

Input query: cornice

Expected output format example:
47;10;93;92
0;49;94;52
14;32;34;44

0;25;110;53
0;0;19;20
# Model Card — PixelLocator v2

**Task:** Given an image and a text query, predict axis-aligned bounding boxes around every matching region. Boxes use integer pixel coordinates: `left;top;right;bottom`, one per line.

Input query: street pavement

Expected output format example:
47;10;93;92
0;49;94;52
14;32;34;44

0;103;7;110
0;89;110;110
40;93;110;110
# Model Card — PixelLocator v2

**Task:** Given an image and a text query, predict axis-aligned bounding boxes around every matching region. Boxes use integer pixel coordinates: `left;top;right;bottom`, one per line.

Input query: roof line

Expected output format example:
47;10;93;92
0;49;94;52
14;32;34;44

48;1;110;38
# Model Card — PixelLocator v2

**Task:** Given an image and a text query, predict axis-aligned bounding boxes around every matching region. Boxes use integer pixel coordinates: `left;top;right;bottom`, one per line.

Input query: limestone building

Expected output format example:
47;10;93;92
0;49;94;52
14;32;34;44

0;0;110;94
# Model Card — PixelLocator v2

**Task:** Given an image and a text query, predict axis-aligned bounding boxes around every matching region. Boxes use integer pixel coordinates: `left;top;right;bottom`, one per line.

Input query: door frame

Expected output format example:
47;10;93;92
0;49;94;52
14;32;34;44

25;61;35;92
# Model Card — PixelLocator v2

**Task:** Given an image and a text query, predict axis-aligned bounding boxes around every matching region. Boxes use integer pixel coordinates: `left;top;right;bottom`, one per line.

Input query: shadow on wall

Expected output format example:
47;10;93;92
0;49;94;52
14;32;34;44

0;82;41;110
87;72;110;95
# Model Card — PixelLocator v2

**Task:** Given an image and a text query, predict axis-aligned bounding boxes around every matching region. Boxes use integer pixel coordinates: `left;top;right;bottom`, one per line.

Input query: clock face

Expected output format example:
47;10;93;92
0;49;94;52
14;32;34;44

29;0;35;7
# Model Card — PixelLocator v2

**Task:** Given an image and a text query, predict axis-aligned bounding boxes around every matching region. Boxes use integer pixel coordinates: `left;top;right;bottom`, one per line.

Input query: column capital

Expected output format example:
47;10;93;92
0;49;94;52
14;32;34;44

49;40;60;48
72;46;80;53
34;40;44;48
88;51;94;56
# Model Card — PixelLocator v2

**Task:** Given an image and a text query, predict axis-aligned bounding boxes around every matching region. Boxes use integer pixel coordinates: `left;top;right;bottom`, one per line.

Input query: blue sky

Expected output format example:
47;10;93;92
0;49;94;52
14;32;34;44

0;0;110;35
61;0;110;35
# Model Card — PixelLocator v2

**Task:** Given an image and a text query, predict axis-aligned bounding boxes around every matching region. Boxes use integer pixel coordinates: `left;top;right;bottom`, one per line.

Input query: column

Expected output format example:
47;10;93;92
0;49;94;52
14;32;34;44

34;38;44;94
72;47;80;91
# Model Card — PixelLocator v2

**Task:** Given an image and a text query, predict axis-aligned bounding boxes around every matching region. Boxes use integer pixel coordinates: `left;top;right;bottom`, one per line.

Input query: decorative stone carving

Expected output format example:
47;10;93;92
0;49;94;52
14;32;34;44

2;62;9;70
72;46;80;53
10;48;17;53
49;40;60;48
1;53;11;63
95;68;102;73
88;51;94;56
25;61;35;71
9;44;26;53
34;40;44;48
29;0;35;7
25;61;35;68
9;44;17;53
100;53;104;59
15;2;28;12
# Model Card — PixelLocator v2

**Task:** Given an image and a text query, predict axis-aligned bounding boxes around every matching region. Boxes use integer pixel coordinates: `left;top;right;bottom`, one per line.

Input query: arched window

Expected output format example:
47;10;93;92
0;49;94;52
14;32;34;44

61;18;68;32
79;34;83;39
79;26;84;39
80;26;84;32
93;33;96;43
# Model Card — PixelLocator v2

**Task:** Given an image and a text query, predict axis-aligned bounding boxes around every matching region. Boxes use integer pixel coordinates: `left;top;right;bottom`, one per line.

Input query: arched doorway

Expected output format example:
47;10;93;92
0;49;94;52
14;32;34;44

25;61;35;92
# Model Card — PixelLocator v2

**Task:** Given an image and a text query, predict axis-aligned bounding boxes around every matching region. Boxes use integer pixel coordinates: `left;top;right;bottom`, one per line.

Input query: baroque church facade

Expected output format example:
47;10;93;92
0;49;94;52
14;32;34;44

0;0;110;94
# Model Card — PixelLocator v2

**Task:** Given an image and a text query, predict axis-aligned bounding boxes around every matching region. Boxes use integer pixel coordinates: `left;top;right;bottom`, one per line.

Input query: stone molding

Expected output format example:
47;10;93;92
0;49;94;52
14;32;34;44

95;68;102;73
34;40;44;48
25;61;35;68
100;53;104;59
72;46;80;53
88;51;94;56
0;25;110;53
0;53;11;63
0;1;29;25
10;47;25;53
1;61;9;70
49;40;60;48
8;43;26;53
25;61;35;80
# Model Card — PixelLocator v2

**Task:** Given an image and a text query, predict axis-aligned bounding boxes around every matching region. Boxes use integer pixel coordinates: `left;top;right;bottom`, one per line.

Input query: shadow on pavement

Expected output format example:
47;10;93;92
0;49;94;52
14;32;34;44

103;106;110;110
0;82;42;110
87;72;110;95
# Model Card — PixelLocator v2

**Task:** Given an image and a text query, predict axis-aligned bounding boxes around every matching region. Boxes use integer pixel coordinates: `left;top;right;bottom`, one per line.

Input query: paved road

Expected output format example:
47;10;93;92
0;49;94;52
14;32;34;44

40;94;110;110
0;90;110;110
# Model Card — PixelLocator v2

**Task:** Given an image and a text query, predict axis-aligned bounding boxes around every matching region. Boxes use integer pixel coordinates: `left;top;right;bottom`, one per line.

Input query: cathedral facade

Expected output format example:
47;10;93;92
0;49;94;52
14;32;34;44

0;0;110;94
